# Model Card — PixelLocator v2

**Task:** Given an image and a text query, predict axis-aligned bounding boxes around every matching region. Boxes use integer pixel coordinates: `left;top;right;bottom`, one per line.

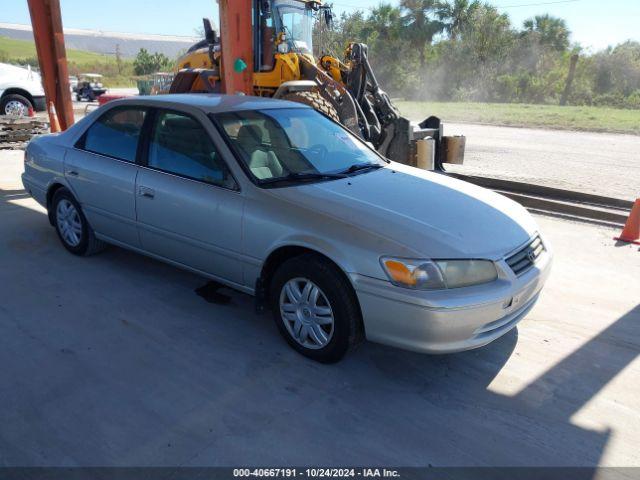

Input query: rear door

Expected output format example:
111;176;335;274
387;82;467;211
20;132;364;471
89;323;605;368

135;108;245;285
65;106;147;247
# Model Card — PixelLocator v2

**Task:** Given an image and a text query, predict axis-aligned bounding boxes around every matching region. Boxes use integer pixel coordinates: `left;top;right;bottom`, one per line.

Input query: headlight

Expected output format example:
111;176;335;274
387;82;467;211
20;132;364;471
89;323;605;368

381;257;497;290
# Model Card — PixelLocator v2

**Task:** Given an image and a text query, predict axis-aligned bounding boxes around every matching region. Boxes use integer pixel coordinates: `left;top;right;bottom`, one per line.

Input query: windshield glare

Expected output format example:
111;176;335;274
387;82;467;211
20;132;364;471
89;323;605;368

215;108;385;185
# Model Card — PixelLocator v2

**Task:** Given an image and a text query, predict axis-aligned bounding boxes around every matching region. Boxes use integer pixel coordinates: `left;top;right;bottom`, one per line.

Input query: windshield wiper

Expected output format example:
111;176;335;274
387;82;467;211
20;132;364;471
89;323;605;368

260;171;347;186
341;163;384;175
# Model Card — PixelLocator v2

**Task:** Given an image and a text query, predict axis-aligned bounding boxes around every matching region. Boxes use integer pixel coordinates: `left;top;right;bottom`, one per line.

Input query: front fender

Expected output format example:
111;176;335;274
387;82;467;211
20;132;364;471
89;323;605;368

264;233;358;275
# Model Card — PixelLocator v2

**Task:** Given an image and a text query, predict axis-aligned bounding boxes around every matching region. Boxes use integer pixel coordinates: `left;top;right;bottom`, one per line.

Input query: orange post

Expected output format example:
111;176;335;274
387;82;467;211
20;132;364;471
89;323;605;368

219;0;254;95
27;0;74;130
615;199;640;245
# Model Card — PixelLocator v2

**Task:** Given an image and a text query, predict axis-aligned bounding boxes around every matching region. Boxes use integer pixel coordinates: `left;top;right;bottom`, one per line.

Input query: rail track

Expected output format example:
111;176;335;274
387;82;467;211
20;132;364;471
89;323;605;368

448;173;633;227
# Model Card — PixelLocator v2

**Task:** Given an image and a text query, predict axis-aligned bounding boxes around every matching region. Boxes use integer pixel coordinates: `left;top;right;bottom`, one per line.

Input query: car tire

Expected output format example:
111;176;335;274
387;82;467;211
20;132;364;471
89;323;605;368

51;188;106;256
269;254;363;363
1;94;33;116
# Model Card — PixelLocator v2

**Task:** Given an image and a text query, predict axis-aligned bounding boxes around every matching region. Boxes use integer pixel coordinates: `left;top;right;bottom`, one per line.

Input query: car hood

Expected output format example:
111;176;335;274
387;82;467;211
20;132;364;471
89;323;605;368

269;163;538;260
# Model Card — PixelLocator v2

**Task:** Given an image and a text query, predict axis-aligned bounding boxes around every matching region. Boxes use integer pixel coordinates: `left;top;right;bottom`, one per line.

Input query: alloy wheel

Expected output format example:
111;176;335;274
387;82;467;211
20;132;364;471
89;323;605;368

56;199;82;247
5;100;28;116
279;277;335;349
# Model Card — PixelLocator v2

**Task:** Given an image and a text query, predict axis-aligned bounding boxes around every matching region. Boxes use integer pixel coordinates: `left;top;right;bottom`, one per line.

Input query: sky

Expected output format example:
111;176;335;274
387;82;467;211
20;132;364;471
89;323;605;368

1;0;639;52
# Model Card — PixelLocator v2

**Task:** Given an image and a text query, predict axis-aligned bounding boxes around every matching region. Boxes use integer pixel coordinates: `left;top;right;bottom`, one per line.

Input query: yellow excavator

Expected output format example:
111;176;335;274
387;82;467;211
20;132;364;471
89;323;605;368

170;0;462;167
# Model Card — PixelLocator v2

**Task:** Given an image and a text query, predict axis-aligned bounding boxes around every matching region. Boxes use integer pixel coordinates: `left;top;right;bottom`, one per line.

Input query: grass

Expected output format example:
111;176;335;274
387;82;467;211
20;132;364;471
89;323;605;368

397;101;640;135
0;36;136;87
0;35;116;64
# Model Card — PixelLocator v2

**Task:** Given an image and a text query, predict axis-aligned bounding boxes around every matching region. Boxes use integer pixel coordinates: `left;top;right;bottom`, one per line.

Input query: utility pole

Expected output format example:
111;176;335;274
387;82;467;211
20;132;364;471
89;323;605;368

115;43;123;75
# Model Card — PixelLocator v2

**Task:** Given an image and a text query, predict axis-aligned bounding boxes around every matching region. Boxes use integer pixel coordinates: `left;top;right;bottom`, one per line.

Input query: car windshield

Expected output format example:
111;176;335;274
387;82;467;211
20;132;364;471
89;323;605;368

214;108;386;186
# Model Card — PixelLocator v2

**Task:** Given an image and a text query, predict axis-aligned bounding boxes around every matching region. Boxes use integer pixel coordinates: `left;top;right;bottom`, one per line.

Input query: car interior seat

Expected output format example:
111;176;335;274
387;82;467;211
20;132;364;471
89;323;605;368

236;124;284;180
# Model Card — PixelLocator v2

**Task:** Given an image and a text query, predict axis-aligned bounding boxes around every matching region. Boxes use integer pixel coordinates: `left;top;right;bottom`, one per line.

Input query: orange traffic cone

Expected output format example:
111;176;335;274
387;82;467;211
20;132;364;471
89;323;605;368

615;199;640;245
48;101;61;133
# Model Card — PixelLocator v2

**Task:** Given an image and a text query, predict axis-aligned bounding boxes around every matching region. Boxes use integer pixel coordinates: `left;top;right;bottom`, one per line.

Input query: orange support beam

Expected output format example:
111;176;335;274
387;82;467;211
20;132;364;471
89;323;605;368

219;0;254;95
27;0;74;131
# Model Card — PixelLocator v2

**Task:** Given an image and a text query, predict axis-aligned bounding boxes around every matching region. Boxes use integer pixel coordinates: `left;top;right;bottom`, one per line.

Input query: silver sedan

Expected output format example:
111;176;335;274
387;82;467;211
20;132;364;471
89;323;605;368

22;94;552;362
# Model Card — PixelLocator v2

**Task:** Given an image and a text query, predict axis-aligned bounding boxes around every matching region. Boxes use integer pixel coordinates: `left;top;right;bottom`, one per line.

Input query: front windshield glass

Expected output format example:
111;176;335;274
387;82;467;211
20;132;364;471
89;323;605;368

273;0;314;54
214;108;386;186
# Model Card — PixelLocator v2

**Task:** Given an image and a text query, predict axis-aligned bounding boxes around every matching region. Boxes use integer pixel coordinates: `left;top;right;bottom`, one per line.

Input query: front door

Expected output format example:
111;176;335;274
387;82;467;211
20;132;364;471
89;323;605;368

135;109;244;285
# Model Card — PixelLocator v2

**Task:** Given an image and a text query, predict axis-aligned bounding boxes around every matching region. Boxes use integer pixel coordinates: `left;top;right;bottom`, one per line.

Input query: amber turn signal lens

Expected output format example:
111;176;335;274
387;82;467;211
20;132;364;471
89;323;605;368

383;260;417;286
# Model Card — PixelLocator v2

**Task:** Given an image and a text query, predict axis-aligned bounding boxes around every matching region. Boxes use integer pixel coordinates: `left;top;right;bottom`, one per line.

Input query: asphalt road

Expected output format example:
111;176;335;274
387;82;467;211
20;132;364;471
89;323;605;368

1;151;639;467
441;123;640;201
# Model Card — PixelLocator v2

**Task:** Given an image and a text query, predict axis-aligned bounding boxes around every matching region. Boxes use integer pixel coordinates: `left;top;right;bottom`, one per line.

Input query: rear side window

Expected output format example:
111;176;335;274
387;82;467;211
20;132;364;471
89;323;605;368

147;110;235;189
82;107;146;162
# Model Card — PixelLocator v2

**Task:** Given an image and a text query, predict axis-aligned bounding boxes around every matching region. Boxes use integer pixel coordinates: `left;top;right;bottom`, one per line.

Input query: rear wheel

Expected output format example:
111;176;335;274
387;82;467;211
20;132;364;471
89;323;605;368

269;254;363;363
1;94;32;116
282;91;340;123
51;188;106;256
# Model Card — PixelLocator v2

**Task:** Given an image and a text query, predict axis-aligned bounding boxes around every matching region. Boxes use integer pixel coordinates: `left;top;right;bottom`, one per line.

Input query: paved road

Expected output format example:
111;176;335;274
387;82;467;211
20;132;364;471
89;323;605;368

440;123;640;201
1;152;640;467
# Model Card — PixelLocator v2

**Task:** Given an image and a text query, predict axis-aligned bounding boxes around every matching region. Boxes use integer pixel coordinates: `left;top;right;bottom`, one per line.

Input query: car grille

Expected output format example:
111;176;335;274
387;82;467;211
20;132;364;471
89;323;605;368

505;235;544;276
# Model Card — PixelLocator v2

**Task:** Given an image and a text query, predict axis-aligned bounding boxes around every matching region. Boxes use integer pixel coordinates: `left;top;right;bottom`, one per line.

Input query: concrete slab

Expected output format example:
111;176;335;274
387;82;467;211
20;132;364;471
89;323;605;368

0;152;639;467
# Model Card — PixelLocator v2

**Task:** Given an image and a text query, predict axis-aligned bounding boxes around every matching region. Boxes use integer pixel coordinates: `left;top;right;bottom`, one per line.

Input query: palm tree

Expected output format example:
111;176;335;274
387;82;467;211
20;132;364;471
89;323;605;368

364;4;403;42
399;0;445;69
522;14;570;51
436;0;481;39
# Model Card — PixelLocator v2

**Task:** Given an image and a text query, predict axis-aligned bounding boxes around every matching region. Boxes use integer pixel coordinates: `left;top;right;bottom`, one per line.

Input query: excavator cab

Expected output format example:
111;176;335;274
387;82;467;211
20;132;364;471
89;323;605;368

258;0;315;60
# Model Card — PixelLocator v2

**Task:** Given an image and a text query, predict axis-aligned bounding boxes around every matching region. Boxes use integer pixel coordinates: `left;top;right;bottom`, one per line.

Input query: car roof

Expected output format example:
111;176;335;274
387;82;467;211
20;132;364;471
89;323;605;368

109;94;311;114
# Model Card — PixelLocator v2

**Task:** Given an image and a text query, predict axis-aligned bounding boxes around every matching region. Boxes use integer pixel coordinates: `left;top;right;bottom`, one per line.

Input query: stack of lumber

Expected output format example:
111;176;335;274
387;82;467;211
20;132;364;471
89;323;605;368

0;116;49;150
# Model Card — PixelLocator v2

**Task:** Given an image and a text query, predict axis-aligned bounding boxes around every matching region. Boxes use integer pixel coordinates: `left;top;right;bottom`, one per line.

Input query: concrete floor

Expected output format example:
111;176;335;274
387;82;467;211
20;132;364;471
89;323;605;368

1;151;639;467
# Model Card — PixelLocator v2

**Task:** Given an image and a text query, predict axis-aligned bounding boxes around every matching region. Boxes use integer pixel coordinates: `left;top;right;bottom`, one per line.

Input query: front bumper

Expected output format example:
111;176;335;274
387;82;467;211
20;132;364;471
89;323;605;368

350;240;553;354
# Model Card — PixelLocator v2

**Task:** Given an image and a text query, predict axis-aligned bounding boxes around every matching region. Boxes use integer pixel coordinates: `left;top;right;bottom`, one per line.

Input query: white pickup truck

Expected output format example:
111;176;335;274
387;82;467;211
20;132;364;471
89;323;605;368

0;62;46;116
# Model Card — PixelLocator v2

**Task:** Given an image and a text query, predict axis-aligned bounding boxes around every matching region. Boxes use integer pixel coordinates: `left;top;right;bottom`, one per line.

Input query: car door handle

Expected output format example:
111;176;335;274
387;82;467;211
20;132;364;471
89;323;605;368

67;170;79;177
138;186;155;199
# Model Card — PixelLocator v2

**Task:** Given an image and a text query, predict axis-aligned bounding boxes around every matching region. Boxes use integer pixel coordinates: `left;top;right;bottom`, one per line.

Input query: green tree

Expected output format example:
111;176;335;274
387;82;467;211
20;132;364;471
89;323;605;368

133;48;171;76
400;0;445;69
436;0;481;39
522;14;570;52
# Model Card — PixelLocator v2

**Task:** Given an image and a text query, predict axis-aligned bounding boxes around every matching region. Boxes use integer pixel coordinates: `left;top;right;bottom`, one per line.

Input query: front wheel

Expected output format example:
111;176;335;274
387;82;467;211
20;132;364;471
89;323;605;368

270;254;363;363
1;94;32;116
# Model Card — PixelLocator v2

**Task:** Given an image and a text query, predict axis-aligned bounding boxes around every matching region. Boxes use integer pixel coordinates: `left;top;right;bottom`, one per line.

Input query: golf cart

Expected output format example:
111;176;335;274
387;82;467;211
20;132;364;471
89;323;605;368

76;73;107;101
